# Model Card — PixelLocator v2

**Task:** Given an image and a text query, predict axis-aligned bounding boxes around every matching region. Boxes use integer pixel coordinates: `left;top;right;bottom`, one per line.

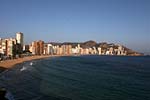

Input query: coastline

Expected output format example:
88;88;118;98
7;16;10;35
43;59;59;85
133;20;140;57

0;54;145;72
0;55;59;69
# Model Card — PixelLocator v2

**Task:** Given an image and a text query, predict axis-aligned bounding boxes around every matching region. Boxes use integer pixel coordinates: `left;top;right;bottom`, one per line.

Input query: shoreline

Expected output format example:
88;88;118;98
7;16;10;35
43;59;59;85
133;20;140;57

0;55;60;69
0;54;146;72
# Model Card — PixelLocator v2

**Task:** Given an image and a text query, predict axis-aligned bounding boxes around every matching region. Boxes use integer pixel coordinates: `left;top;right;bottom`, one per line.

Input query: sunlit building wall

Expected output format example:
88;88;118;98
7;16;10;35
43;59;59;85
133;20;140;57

16;32;23;47
98;47;102;55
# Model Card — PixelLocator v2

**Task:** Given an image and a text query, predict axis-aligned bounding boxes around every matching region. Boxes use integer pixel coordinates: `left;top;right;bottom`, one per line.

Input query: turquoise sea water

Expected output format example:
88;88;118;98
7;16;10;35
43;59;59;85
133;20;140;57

0;55;150;100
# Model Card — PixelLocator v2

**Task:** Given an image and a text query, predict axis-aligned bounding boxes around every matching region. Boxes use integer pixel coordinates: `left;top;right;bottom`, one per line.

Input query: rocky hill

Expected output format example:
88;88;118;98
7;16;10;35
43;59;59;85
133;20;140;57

48;40;143;56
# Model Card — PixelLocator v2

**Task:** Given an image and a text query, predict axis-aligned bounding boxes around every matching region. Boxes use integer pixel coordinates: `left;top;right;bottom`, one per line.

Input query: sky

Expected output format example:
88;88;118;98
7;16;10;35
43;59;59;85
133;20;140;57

0;0;150;54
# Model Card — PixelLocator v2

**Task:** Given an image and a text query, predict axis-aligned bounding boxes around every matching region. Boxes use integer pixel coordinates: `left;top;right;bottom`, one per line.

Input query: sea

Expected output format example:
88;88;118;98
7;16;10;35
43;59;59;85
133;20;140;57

0;55;150;100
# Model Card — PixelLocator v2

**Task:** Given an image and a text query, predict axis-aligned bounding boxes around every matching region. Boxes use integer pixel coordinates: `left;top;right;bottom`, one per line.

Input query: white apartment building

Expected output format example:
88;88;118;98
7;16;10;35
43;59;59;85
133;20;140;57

16;32;24;46
98;47;102;55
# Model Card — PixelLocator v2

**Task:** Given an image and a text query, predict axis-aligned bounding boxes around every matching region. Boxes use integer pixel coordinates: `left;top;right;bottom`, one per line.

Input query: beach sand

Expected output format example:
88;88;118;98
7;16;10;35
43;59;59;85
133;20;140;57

0;55;57;69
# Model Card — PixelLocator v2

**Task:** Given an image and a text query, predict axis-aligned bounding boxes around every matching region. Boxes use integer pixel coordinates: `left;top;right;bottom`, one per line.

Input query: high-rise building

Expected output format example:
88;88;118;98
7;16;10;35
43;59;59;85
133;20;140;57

31;40;44;55
98;47;102;55
31;42;35;55
43;44;48;55
39;40;44;55
0;39;7;55
23;45;29;52
16;32;24;54
66;45;72;55
109;47;114;55
16;32;24;47
0;38;17;57
117;45;125;55
33;41;39;55
7;39;15;56
7;38;17;57
47;44;53;55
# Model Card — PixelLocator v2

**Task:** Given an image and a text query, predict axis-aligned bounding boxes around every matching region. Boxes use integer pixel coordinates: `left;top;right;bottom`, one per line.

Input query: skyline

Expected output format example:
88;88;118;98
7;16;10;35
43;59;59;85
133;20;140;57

0;0;150;54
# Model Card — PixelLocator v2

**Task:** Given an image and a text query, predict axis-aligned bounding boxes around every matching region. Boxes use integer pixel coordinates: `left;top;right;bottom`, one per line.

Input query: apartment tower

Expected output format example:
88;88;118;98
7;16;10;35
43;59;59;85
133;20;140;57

16;32;24;47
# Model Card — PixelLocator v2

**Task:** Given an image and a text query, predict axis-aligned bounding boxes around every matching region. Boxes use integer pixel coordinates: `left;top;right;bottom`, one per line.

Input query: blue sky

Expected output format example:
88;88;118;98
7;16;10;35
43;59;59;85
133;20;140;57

0;0;150;54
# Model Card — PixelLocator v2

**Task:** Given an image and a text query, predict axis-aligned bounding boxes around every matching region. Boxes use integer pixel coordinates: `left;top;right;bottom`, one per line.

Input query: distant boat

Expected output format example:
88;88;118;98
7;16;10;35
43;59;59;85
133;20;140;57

20;66;26;71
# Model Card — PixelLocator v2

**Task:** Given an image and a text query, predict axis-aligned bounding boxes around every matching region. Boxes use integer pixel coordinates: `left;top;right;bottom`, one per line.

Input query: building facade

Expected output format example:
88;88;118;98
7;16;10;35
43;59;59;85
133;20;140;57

16;32;23;46
31;40;44;55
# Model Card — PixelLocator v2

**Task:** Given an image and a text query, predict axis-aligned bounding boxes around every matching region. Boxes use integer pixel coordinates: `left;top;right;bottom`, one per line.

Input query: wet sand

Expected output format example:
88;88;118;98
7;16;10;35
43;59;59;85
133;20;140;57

0;55;58;69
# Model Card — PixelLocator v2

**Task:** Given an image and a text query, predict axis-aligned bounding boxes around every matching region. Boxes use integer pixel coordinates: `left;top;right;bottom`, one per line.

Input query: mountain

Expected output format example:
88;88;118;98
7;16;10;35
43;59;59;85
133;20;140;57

46;40;143;56
81;40;97;48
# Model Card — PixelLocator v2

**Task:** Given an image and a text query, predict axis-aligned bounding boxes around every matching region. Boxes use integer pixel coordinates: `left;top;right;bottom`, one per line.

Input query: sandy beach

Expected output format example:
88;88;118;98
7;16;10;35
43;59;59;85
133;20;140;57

0;55;57;69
